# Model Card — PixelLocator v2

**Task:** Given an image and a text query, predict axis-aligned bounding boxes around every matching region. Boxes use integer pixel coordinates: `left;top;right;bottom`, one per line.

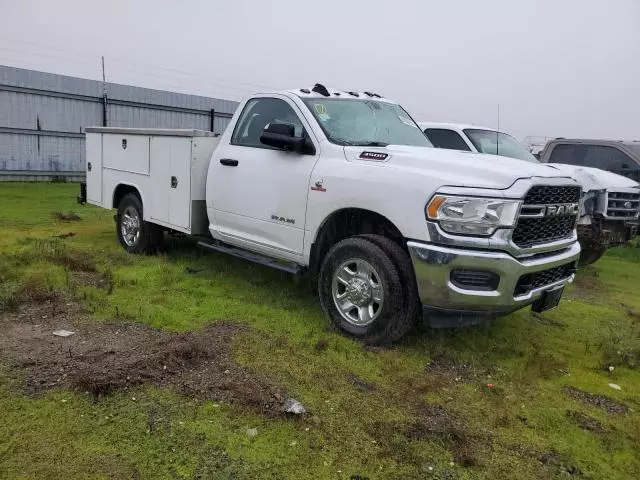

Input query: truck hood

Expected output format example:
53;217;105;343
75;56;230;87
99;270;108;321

345;145;575;189
546;163;640;191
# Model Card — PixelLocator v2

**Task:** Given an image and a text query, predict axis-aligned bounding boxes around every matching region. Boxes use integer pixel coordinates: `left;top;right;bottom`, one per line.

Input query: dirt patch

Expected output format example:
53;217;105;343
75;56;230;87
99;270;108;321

54;212;81;222
70;270;113;293
538;451;585;477
566;410;605;433
371;405;481;467
425;353;488;384
0;277;62;313
346;373;376;392
0;301;286;414
53;232;76;239
314;338;329;352
563;386;628;415
531;312;568;329
569;270;605;302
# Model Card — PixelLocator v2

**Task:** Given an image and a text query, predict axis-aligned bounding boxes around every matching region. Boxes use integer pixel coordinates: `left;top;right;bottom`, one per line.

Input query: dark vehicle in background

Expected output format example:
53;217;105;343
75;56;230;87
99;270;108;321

538;139;640;264
539;139;640;182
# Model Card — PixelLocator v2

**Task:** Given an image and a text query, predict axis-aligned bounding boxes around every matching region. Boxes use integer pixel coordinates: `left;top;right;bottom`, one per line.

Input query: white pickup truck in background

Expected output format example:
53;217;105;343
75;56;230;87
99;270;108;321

80;85;583;344
419;122;640;266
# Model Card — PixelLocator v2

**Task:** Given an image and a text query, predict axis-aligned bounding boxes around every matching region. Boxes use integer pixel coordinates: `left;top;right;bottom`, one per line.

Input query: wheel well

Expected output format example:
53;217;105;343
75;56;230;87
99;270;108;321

112;184;141;209
309;208;405;276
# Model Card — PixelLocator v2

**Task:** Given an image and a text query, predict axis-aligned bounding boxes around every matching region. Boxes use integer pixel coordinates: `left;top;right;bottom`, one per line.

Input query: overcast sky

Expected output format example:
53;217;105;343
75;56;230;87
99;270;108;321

1;0;639;142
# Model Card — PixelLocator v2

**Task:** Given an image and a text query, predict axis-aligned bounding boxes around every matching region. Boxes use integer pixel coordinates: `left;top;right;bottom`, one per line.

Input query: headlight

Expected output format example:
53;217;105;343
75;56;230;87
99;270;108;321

426;195;521;236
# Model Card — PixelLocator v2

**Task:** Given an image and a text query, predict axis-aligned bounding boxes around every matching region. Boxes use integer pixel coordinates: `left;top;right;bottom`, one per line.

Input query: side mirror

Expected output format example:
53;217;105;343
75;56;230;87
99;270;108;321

260;123;306;152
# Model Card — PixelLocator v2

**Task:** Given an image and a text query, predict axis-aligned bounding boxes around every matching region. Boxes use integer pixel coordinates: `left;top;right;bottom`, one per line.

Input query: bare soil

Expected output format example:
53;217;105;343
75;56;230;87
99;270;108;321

346;373;376;392
370;405;481;467
566;410;605;433
0;299;287;414
425;353;490;384
563;386;628;415
538;451;585;477
54;212;81;222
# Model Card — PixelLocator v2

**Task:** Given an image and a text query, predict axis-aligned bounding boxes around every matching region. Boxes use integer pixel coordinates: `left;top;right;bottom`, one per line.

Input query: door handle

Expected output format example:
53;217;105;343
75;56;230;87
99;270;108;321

220;158;239;167
171;176;178;188
87;162;92;172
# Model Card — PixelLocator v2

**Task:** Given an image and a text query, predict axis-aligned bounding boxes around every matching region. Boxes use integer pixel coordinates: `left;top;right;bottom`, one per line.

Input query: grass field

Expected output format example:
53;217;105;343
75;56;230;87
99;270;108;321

1;182;639;480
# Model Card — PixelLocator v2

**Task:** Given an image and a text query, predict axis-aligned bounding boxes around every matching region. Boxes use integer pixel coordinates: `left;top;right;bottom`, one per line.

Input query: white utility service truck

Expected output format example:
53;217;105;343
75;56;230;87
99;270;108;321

419;122;640;266
80;84;582;344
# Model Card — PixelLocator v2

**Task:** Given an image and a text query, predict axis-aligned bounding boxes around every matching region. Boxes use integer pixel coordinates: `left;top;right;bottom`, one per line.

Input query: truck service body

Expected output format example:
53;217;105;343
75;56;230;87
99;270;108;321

81;85;582;343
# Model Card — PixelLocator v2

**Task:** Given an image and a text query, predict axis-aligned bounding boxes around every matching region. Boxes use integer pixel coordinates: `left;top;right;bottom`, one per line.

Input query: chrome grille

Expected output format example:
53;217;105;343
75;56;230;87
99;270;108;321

512;185;581;248
607;191;640;219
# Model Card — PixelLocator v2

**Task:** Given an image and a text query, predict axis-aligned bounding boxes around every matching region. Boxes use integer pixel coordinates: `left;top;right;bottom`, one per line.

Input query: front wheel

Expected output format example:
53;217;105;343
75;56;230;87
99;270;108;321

318;236;413;345
116;194;162;254
578;245;606;267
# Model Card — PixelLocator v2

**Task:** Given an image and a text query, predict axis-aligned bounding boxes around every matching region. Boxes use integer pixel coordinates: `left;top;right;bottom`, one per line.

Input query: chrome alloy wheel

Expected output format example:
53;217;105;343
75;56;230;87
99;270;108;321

121;206;141;247
331;258;384;326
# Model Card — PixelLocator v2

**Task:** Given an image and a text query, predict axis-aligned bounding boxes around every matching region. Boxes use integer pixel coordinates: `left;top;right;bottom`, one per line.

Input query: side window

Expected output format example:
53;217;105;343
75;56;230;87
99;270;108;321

231;98;304;148
548;144;583;165
582;145;634;170
424;129;471;151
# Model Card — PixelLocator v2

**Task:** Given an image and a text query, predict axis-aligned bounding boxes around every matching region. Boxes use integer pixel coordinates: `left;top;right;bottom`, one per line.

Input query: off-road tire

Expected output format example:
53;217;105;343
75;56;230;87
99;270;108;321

318;236;413;345
116;193;163;254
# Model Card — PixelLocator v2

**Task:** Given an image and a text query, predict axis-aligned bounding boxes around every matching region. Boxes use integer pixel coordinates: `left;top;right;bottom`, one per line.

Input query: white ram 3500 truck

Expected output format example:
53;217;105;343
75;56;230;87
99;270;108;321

81;84;582;344
419;122;640;266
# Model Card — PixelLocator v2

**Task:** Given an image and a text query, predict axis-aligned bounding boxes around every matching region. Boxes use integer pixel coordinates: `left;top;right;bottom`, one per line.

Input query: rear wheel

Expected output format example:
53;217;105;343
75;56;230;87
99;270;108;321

318;236;414;345
116;194;162;254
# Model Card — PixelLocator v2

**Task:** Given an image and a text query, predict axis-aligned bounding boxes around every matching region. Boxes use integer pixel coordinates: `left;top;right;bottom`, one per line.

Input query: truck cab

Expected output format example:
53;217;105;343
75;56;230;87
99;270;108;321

82;86;583;344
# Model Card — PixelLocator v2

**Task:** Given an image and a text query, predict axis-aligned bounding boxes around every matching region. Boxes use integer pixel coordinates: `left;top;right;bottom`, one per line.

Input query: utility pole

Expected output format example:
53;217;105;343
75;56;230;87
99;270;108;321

496;103;500;156
101;56;108;127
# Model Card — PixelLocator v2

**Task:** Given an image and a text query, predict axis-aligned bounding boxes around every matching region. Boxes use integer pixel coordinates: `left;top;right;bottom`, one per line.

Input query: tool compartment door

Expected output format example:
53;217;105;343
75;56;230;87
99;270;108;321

103;134;150;175
85;133;103;205
149;136;192;231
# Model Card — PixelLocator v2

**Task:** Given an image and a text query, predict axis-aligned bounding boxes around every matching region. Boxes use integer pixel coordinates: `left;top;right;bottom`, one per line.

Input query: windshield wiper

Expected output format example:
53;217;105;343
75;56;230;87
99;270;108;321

354;141;389;147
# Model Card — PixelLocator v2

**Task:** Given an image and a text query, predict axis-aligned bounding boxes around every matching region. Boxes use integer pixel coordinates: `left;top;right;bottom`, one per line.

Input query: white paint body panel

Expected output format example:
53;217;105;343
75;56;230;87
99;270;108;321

207;94;320;263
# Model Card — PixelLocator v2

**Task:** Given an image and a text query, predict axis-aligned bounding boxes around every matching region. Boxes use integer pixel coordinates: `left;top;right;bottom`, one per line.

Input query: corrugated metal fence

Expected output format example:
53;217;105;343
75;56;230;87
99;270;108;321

0;65;239;181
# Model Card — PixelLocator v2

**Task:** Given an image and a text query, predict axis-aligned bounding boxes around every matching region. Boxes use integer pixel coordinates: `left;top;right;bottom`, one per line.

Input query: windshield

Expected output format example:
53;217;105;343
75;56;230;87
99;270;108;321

464;129;538;163
303;98;432;147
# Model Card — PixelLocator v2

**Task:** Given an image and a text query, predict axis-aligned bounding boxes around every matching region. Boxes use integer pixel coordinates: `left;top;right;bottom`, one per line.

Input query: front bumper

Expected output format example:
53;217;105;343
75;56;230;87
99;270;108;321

407;240;581;327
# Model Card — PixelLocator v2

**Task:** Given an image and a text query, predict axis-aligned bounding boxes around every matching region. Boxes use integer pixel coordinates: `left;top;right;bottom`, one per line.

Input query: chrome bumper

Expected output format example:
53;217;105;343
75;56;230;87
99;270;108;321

407;240;581;325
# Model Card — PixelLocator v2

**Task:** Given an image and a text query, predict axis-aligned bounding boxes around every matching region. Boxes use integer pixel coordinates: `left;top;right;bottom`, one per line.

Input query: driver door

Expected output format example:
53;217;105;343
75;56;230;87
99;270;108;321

209;97;319;260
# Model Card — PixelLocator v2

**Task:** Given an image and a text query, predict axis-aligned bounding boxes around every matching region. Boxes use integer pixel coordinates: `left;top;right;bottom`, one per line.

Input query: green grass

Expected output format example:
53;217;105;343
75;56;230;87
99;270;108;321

1;183;640;479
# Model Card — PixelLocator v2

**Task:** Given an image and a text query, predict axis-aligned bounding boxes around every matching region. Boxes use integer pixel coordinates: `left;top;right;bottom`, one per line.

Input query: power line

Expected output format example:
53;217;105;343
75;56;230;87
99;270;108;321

0;36;281;91
0;46;274;100
0;48;258;99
